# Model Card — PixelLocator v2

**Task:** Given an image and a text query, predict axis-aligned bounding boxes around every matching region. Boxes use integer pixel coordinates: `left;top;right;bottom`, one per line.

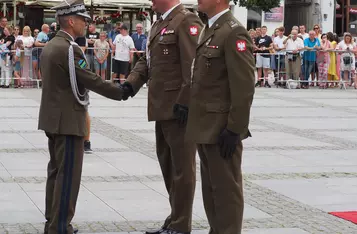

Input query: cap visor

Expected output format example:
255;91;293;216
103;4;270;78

77;12;92;21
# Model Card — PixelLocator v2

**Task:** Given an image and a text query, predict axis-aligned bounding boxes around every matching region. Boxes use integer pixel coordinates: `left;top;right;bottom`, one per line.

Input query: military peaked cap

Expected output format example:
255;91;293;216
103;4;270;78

52;0;91;20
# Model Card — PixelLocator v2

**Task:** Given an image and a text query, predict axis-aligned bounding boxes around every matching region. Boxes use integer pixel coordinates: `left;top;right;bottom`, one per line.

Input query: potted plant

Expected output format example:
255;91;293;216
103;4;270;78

137;11;149;21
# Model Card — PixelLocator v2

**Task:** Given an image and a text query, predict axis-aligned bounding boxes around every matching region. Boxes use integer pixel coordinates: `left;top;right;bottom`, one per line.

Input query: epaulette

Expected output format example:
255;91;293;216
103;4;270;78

228;20;239;29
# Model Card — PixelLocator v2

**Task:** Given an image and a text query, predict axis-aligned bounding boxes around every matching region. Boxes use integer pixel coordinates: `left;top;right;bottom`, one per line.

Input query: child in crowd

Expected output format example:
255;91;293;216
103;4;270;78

13;39;23;88
94;31;109;80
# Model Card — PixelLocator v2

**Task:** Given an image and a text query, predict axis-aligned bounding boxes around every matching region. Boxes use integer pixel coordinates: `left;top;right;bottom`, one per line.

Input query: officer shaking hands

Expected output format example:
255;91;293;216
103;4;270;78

38;0;124;233
186;0;255;233
120;0;203;233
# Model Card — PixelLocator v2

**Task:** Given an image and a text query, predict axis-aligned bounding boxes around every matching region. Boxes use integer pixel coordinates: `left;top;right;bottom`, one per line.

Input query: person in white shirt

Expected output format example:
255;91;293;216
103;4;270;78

284;29;304;82
298;25;309;40
273;26;287;83
113;24;135;83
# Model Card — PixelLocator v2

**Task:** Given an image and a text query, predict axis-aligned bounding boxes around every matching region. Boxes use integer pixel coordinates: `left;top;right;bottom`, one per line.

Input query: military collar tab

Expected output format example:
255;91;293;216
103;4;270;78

228;20;239;29
57;30;75;41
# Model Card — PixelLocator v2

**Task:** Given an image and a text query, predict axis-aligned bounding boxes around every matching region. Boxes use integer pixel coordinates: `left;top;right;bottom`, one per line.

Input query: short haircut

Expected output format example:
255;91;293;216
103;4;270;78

261;26;267;29
42;24;49;31
278;26;285;32
58;16;70;29
120;24;128;30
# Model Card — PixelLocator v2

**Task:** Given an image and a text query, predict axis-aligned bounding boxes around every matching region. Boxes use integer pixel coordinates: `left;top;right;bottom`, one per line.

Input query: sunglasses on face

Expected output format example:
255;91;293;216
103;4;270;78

314;28;319;30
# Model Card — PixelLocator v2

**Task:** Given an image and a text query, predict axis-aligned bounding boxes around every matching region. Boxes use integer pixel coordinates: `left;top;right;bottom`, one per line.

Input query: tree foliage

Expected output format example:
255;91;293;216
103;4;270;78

233;0;281;12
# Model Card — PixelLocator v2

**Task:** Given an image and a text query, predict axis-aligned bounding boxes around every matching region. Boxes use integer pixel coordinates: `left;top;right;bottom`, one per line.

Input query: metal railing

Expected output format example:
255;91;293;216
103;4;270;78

0;47;146;88
254;49;357;90
2;47;356;90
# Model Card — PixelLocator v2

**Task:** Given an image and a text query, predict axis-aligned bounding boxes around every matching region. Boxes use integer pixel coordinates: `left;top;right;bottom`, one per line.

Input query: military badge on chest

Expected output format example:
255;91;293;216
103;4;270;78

204;38;220;68
159;28;175;41
160;28;175;55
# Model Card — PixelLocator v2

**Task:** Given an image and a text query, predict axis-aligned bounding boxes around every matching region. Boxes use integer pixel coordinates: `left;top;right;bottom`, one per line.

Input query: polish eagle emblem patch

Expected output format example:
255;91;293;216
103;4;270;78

190;26;198;36
236;40;246;52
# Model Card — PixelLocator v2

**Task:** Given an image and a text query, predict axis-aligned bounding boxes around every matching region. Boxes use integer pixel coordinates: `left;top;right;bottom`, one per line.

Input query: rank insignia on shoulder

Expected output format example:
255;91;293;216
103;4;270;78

78;59;86;68
229;21;239;28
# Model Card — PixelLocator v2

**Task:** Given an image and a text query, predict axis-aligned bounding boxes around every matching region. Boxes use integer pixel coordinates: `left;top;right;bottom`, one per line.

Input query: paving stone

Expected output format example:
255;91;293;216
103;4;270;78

0;88;356;233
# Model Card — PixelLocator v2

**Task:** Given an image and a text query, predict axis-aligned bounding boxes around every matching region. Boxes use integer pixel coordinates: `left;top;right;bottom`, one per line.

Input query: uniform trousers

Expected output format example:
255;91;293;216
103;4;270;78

44;133;84;234
197;142;244;234
155;120;196;232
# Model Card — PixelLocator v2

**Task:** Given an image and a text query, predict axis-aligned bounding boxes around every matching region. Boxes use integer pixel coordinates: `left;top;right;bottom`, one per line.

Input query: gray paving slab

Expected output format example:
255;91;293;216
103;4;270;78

320;131;357;143
94;152;161;176
82;229;311;234
0;133;35;149
266;118;357;130
244;131;334;147
1;88;357;234
101;118;155;130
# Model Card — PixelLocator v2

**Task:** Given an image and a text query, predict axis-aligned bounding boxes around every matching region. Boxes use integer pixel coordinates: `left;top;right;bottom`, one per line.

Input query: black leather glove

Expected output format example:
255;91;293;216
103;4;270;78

173;104;188;127
218;128;240;159
120;82;134;101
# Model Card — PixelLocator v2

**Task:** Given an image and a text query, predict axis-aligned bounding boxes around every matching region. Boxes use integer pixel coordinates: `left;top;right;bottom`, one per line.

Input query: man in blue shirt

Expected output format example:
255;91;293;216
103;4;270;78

108;22;122;51
131;23;147;67
34;24;50;80
141;38;147;52
303;30;321;89
108;22;122;80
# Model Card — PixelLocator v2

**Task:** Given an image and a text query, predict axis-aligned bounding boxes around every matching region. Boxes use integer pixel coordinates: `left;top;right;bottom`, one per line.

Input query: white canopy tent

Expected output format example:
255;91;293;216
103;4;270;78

23;0;197;8
0;0;199;32
90;0;198;7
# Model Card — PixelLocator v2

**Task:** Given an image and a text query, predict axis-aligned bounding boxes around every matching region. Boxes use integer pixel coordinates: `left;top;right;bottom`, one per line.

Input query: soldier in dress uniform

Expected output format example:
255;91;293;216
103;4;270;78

121;0;203;233
186;0;255;233
38;0;124;233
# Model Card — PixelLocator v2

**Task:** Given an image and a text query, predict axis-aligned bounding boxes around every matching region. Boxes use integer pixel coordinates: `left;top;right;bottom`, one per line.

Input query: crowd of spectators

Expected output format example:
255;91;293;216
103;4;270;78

0;17;147;88
2;16;356;90
249;24;357;89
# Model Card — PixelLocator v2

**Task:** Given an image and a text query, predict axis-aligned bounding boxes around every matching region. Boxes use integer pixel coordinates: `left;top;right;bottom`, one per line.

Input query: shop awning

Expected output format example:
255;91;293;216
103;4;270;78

24;0;91;7
22;0;198;8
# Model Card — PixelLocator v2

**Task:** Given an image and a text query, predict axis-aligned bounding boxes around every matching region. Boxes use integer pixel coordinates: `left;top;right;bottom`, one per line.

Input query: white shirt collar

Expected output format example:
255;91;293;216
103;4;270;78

161;3;181;20
60;30;74;41
208;8;230;28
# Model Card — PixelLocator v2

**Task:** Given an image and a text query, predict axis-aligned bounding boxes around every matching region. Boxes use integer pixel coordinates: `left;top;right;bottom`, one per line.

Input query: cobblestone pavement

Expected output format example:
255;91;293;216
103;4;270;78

1;88;357;234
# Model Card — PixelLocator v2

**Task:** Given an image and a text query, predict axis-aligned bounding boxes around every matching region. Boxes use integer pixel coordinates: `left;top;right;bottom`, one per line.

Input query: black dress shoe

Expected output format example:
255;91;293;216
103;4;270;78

74;228;79;233
145;228;165;234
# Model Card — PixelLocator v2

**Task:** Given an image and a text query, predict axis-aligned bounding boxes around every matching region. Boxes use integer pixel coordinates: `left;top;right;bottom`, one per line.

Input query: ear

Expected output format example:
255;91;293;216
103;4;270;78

68;17;75;27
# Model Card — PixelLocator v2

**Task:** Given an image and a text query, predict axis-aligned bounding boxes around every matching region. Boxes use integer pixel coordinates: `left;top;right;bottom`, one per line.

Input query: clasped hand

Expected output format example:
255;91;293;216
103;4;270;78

120;82;134;101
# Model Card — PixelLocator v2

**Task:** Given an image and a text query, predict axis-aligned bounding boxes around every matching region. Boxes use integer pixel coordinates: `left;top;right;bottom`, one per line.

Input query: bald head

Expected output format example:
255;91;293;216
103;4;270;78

136;23;143;34
42;24;50;33
291;29;298;35
291;29;298;40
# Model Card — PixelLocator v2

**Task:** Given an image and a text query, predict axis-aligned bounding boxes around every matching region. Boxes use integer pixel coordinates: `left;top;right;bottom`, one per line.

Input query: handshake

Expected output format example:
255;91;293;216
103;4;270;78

119;82;135;101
